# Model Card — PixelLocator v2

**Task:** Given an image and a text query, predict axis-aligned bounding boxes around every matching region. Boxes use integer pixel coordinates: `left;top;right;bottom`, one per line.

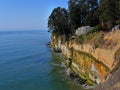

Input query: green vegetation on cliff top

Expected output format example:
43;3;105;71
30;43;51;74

48;0;120;38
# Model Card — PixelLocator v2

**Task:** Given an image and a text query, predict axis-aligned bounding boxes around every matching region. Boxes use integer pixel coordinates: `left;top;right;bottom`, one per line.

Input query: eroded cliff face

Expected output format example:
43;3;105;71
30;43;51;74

71;49;109;84
51;30;120;86
69;30;120;69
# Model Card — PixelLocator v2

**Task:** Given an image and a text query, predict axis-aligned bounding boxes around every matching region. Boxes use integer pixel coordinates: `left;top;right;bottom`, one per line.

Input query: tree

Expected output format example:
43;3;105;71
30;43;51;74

48;7;70;35
68;0;99;32
84;0;99;26
92;9;100;26
116;0;120;20
99;0;118;29
68;0;82;33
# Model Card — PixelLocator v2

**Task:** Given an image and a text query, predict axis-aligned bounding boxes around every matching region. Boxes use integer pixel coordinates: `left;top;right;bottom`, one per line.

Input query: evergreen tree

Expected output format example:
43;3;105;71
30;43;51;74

68;0;99;31
116;0;120;20
84;0;99;26
48;7;70;35
68;0;81;33
85;8;100;27
99;0;118;29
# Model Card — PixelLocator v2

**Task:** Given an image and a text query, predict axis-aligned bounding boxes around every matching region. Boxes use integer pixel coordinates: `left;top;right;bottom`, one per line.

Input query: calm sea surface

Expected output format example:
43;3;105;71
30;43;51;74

0;30;85;90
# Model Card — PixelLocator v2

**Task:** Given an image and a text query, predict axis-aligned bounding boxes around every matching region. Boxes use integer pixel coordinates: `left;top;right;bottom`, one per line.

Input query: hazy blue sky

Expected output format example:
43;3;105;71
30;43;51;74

0;0;68;30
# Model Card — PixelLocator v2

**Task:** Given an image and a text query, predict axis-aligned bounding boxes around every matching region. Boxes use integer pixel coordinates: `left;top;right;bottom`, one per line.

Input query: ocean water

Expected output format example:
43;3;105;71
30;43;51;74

0;30;84;90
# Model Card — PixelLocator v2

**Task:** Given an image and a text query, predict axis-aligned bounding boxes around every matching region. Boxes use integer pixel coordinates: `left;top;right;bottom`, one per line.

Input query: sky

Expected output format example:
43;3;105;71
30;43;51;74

0;0;68;31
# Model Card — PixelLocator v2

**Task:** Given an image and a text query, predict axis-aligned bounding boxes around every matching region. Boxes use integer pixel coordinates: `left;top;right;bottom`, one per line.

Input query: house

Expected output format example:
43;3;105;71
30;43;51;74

75;26;93;35
112;24;120;31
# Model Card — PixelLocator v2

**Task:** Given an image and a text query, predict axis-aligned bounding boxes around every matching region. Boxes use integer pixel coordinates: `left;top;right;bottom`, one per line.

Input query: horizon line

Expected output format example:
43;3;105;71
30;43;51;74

0;29;48;31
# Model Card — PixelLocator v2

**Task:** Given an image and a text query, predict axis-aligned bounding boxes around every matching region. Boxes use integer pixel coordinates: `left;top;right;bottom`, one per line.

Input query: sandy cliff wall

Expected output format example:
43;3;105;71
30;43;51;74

69;30;120;69
51;30;120;85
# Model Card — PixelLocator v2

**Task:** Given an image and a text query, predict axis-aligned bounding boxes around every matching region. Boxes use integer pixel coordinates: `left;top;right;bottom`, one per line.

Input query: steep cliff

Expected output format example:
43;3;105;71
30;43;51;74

69;30;120;70
51;30;120;87
71;49;109;84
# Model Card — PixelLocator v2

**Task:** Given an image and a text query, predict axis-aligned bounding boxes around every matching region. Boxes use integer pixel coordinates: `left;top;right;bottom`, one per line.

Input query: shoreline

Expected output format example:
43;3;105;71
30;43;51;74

48;44;95;89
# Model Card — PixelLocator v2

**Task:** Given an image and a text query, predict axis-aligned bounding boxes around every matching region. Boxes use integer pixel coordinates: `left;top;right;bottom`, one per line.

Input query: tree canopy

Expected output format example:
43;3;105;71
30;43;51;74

48;0;120;36
68;0;99;33
98;0;120;29
48;7;70;35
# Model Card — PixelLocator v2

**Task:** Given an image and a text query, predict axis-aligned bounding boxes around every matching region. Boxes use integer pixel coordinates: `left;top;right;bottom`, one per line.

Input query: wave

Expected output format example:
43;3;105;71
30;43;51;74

51;63;61;66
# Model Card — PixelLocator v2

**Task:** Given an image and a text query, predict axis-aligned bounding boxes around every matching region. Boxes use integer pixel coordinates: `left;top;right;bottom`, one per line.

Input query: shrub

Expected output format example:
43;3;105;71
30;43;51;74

116;20;120;25
86;25;102;35
75;35;84;44
101;24;107;30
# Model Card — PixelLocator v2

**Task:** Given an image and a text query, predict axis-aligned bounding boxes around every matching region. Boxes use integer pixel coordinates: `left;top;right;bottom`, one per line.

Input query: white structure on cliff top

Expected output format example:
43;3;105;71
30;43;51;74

75;26;93;35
